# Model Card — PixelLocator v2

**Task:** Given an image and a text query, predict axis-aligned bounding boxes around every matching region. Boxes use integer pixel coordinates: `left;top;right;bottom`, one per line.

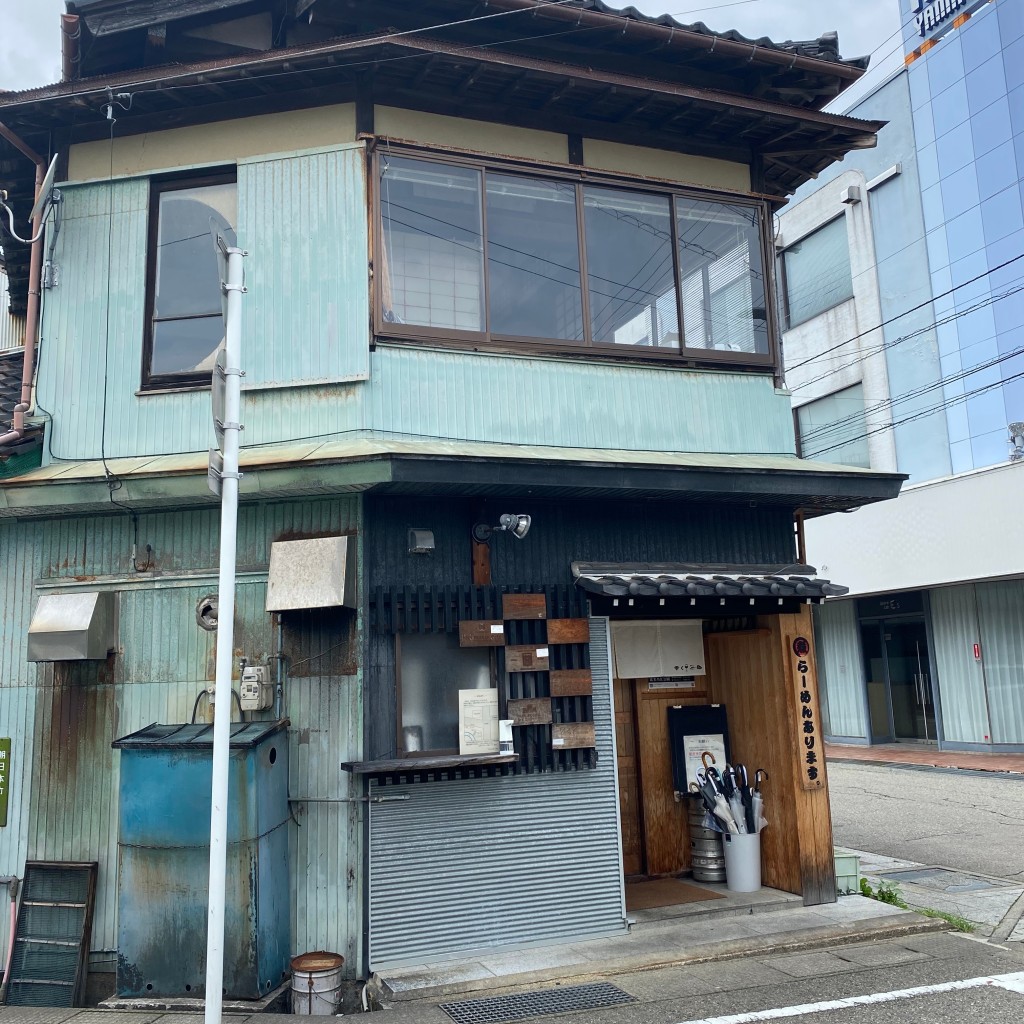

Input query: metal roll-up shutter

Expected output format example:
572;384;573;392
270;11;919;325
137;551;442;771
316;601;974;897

368;617;625;970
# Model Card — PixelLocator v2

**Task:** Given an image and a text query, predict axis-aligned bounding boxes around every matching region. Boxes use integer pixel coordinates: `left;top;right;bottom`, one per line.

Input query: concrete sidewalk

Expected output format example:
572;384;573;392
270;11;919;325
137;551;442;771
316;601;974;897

826;742;1024;774
846;845;1024;942
369;889;942;1007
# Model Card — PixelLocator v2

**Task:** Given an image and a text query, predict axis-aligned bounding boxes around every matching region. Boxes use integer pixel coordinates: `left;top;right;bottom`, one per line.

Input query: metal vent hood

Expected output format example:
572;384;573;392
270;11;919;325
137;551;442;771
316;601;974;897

265;536;356;611
27;591;118;662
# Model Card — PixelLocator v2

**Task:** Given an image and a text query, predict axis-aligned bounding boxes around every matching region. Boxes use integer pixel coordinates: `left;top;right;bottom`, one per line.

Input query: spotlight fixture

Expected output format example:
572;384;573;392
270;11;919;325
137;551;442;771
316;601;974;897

472;514;531;542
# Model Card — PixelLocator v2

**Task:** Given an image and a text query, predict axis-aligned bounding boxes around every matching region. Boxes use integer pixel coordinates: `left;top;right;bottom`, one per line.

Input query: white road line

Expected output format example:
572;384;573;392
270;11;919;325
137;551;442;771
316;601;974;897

674;971;1024;1024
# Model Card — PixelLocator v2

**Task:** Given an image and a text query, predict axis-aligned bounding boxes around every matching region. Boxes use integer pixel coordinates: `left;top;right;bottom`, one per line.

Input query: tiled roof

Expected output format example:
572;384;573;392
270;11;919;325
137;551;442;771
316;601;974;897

563;2;868;68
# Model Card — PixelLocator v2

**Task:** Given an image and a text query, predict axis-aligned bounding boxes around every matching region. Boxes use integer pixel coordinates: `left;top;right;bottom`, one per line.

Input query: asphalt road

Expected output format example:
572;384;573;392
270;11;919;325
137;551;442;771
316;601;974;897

827;761;1024;881
372;932;1024;1024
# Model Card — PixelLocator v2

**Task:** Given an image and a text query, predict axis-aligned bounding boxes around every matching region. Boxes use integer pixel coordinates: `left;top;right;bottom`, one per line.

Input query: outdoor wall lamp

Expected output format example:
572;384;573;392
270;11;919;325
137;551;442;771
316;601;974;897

472;514;531;542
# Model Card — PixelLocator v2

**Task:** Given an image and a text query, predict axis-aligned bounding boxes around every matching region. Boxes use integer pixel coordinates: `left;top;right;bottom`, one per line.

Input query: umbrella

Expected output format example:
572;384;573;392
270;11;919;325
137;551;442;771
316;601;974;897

753;769;769;834
724;765;748;834
697;768;740;834
736;763;756;834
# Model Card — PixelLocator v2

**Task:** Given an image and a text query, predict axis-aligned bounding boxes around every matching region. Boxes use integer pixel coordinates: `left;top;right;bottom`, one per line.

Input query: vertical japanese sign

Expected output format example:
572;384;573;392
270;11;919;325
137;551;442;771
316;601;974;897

792;637;823;790
0;737;11;826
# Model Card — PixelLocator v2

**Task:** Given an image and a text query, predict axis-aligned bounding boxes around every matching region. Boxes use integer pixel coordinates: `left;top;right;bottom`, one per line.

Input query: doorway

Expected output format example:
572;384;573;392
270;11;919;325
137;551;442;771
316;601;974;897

860;617;937;742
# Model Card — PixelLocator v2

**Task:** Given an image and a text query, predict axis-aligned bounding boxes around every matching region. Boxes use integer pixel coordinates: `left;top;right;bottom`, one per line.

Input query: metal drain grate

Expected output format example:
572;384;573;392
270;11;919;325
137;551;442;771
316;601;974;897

440;982;636;1024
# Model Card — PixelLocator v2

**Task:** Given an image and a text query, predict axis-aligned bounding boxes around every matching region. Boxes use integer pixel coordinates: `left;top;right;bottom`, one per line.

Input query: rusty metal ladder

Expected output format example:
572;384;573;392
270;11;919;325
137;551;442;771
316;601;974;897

0;862;97;1007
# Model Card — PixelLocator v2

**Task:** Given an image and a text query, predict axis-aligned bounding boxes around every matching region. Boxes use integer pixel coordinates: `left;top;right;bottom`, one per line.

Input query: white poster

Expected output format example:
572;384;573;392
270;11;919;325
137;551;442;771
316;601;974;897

682;733;727;791
458;688;499;755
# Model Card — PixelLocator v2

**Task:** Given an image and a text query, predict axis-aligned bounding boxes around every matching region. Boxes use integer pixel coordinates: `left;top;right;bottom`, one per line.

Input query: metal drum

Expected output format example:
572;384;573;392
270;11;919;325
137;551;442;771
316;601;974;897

688;798;725;883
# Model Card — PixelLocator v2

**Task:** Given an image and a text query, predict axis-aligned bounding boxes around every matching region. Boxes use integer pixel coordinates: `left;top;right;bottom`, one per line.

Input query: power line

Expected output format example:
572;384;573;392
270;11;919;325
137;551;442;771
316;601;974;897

809;366;1024;458
789;279;1024;394
782;250;1024;376
800;343;1024;446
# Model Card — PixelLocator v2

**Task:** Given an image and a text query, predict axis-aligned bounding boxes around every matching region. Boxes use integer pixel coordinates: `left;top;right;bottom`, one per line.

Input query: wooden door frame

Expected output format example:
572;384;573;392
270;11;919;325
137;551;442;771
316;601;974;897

612;676;648;878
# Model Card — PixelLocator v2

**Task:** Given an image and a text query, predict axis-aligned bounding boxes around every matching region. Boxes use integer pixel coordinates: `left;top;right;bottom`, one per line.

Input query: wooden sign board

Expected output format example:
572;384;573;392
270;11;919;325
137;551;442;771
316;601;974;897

546;618;590;644
552;722;596;749
791;635;824;790
502;593;547;620
507;697;553;726
550;669;593;697
505;645;550;672
459;620;506;647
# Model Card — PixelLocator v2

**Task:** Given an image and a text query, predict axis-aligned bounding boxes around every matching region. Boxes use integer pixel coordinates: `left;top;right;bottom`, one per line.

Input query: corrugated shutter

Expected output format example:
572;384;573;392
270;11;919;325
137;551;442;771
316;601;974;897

368;617;625;970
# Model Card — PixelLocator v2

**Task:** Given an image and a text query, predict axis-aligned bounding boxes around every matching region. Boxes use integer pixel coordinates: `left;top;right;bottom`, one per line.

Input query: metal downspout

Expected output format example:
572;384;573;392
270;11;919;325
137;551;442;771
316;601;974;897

0;123;45;448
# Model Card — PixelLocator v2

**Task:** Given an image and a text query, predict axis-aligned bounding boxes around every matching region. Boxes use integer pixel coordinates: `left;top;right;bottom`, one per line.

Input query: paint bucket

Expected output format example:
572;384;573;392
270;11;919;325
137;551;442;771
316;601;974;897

723;832;761;893
290;951;344;1015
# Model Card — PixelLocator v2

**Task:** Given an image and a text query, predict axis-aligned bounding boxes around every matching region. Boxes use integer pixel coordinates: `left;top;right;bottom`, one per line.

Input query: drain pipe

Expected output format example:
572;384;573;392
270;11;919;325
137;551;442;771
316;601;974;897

0;122;45;448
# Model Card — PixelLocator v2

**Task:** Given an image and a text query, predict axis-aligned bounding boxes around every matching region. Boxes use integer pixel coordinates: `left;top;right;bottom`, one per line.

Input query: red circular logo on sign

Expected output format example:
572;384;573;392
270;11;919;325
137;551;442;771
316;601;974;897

792;637;810;657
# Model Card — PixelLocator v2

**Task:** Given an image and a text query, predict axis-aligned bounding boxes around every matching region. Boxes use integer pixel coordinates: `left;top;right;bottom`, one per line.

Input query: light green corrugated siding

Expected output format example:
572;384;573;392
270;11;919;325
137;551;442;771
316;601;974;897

34;157;794;466
1;497;364;974
367;345;795;454
239;144;370;388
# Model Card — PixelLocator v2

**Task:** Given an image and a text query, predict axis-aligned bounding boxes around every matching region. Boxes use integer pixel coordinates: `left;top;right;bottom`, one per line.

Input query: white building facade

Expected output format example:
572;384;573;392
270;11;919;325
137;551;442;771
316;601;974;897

780;0;1024;751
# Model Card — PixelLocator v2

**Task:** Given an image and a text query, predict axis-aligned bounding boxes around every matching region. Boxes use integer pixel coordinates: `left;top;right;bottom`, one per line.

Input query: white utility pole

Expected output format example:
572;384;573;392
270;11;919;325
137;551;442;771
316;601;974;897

205;237;246;1024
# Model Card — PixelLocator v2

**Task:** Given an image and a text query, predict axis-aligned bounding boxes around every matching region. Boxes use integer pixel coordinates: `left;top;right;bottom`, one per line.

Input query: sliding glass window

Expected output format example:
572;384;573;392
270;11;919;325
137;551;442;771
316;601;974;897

376;151;775;366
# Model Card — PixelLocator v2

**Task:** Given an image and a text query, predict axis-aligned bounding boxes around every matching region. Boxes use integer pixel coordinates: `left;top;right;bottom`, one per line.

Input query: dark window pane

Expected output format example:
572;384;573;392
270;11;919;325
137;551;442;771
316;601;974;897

380;156;484;331
149;180;236;384
154;184;236;319
782;216;853;327
584;186;678;348
486;174;584;341
150;317;224;377
677;198;769;355
399;632;493;753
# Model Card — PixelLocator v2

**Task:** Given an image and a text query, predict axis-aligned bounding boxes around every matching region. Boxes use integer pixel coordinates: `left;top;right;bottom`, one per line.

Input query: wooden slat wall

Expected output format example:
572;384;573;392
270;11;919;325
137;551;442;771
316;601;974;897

705;609;836;904
634;682;709;877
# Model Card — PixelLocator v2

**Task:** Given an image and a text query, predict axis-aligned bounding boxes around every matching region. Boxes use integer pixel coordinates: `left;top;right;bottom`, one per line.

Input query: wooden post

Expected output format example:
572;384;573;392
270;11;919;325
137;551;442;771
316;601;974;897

471;537;491;585
705;606;837;905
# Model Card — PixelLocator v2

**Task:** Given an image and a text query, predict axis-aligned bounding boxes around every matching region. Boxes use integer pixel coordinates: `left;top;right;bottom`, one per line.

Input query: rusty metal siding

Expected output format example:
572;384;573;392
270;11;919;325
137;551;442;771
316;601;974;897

238;144;370;389
1;497;364;974
367;345;795;455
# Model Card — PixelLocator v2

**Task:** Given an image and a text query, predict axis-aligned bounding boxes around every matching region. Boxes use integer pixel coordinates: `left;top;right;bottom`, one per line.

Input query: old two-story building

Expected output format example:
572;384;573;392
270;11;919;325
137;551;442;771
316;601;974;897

0;0;903;1001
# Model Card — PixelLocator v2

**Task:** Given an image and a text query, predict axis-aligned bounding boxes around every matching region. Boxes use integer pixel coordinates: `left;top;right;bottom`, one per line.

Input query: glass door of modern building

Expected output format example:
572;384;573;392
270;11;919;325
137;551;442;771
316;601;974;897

860;617;937;743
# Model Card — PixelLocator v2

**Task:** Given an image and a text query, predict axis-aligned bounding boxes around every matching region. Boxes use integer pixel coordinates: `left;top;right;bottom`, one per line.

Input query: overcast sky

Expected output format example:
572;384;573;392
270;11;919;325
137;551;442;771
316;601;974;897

0;1;908;97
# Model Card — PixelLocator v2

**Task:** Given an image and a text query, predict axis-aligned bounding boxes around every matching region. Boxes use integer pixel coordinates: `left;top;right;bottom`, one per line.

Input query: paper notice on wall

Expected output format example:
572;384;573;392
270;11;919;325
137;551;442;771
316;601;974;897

459;689;500;755
682;733;727;791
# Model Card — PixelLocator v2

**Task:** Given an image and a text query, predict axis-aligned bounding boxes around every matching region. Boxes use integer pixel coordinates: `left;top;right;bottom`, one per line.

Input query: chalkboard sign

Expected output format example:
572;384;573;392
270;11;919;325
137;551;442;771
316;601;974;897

667;705;730;796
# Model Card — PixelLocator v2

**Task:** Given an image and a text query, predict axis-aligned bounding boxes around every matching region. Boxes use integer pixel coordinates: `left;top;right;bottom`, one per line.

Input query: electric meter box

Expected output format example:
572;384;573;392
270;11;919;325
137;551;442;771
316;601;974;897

240;664;274;711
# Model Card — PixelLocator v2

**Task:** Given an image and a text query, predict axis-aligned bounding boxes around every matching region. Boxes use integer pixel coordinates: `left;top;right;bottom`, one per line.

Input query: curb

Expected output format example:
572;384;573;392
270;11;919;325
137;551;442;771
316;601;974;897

374;912;947;1005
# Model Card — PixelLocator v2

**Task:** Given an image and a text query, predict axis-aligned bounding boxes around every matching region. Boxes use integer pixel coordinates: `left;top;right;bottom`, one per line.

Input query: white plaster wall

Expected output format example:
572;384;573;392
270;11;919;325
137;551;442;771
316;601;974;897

805;461;1024;595
780;170;898;474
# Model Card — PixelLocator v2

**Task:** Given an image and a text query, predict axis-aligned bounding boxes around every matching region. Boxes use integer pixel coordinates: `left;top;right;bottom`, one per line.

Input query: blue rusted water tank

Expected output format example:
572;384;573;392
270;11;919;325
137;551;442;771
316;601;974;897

112;721;290;999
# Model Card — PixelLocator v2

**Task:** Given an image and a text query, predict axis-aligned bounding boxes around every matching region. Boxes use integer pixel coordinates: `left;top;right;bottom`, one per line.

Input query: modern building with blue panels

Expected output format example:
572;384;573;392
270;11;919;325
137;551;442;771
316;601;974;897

780;0;1024;751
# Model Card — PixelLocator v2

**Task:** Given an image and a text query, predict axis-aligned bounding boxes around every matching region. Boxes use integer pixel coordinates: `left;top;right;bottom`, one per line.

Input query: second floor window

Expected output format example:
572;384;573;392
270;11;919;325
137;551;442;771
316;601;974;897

780;215;853;329
143;172;237;390
377;152;772;366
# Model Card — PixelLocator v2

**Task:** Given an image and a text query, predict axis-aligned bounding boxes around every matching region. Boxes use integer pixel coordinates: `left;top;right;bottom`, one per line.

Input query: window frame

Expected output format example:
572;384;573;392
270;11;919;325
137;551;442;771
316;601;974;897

141;168;238;392
779;214;854;331
372;146;779;371
794;382;871;468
